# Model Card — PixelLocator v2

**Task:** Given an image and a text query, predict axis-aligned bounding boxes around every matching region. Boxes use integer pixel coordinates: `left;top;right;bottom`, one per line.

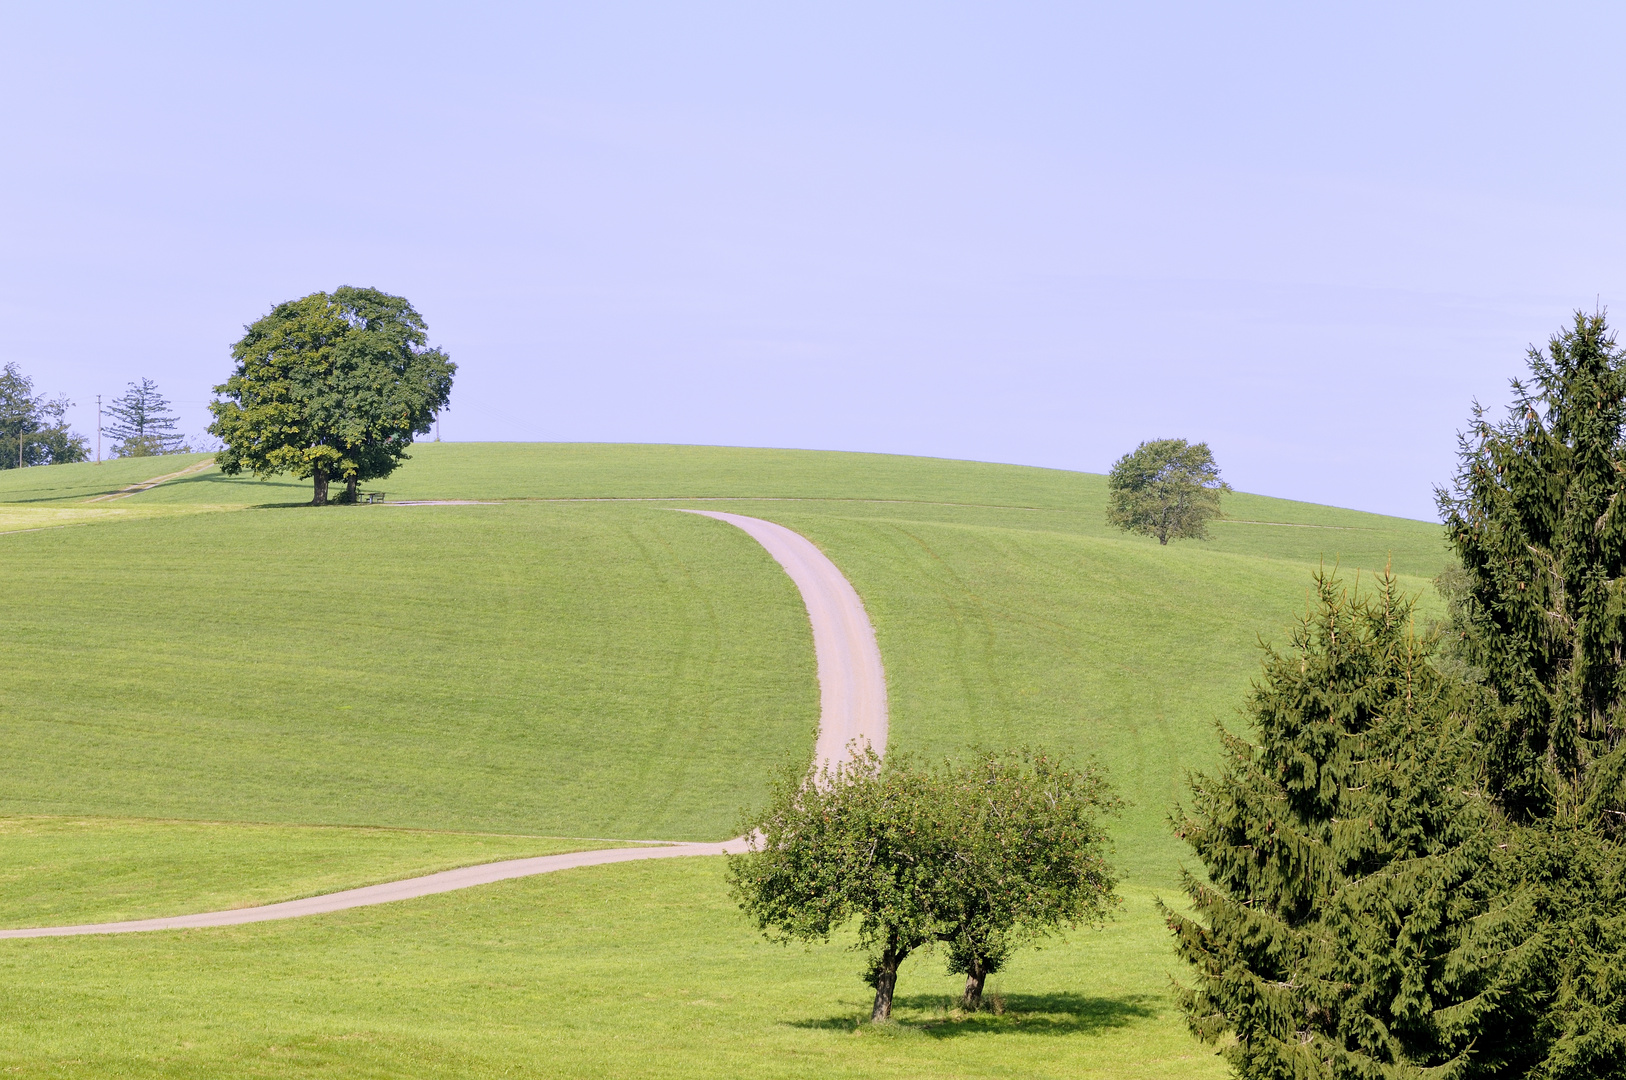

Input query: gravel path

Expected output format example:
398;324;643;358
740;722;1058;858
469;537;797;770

679;510;886;773
0;512;886;938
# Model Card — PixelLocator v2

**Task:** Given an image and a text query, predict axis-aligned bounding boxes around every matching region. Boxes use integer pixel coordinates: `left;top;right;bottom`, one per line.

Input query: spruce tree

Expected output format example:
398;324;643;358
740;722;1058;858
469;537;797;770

1437;311;1626;1078
1437;311;1626;819
1167;572;1533;1078
105;377;186;456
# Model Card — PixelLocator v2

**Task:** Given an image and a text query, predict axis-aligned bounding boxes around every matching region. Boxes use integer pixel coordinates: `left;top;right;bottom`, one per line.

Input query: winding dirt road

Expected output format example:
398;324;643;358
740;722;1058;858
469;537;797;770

679;510;886;774
0;511;887;939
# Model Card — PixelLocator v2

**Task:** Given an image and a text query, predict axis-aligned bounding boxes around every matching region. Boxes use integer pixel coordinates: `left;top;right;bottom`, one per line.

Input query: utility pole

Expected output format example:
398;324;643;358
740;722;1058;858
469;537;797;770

436;415;441;442
96;394;102;464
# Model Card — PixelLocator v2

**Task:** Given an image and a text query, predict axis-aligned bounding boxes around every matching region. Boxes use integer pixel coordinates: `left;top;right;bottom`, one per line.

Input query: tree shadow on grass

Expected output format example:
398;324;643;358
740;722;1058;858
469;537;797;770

790;991;1162;1039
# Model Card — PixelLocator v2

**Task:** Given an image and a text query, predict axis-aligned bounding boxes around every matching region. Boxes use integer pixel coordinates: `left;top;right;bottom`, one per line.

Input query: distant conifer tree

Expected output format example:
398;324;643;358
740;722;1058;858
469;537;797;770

1167;572;1535;1078
105;377;186;456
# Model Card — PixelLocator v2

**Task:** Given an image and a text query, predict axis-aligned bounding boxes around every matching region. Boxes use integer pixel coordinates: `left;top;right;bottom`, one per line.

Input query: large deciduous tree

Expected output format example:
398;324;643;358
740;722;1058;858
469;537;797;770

1106;438;1230;544
208;287;454;505
1167;572;1536;1079
0;362;88;469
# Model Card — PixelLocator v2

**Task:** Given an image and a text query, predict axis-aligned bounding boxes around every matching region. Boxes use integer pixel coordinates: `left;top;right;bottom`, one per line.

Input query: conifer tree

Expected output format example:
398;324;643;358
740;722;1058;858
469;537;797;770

105;377;186;456
1437;311;1626;1078
1437;312;1626;820
1167;572;1533;1078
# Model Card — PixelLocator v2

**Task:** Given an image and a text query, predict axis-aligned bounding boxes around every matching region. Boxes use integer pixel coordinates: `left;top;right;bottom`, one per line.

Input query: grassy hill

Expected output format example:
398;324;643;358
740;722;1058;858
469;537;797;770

0;443;1449;1078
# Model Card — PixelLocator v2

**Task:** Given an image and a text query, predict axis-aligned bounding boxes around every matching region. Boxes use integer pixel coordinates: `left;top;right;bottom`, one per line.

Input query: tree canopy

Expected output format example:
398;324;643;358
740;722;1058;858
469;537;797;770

1106;438;1229;544
209;287;454;505
105;377;186;456
933;750;1120;1011
728;747;948;1022
728;746;1119;1021
1438;311;1626;820
0;362;88;469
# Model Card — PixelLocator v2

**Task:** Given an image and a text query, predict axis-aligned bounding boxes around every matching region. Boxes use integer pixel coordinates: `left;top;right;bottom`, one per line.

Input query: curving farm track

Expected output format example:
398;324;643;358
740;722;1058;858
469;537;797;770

0;511;887;939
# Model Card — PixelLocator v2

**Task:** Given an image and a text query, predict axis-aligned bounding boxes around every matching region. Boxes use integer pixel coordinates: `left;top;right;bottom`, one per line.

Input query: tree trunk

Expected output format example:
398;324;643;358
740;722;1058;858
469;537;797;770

870;946;902;1022
312;466;329;506
345;475;358;503
960;956;988;1011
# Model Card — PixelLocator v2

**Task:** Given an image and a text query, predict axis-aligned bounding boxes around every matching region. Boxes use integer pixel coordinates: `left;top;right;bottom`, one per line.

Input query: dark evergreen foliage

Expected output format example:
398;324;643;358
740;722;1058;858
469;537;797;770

1168;572;1533;1078
1504;817;1626;1080
1437;311;1626;821
1435;311;1626;1078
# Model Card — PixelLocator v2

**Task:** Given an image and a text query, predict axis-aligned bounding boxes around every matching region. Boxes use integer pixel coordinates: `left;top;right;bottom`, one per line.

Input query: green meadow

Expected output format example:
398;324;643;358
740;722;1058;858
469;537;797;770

0;443;1448;1077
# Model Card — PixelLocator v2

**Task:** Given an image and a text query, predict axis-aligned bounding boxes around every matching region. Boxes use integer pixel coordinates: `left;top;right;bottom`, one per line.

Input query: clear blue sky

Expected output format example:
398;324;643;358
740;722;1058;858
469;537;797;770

4;2;1623;519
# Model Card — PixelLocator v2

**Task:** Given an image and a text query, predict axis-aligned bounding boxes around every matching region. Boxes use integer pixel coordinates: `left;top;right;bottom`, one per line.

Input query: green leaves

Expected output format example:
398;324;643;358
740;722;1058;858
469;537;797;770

208;287;455;504
0;362;88;469
1106;437;1229;545
726;745;1120;1017
933;749;1121;984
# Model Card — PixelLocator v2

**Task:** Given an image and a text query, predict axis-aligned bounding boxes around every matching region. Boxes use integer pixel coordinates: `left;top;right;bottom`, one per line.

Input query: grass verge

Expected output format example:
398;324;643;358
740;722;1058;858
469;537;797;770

0;858;1223;1079
0;818;618;928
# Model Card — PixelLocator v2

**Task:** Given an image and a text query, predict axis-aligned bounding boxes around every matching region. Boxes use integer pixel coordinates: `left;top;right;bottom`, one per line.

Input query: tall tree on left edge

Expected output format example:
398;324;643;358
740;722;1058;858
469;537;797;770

0;362;89;468
208;287;454;505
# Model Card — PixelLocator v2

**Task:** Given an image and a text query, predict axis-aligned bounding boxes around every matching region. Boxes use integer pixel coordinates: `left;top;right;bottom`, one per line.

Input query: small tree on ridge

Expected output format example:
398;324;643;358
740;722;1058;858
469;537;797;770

1106;438;1229;544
